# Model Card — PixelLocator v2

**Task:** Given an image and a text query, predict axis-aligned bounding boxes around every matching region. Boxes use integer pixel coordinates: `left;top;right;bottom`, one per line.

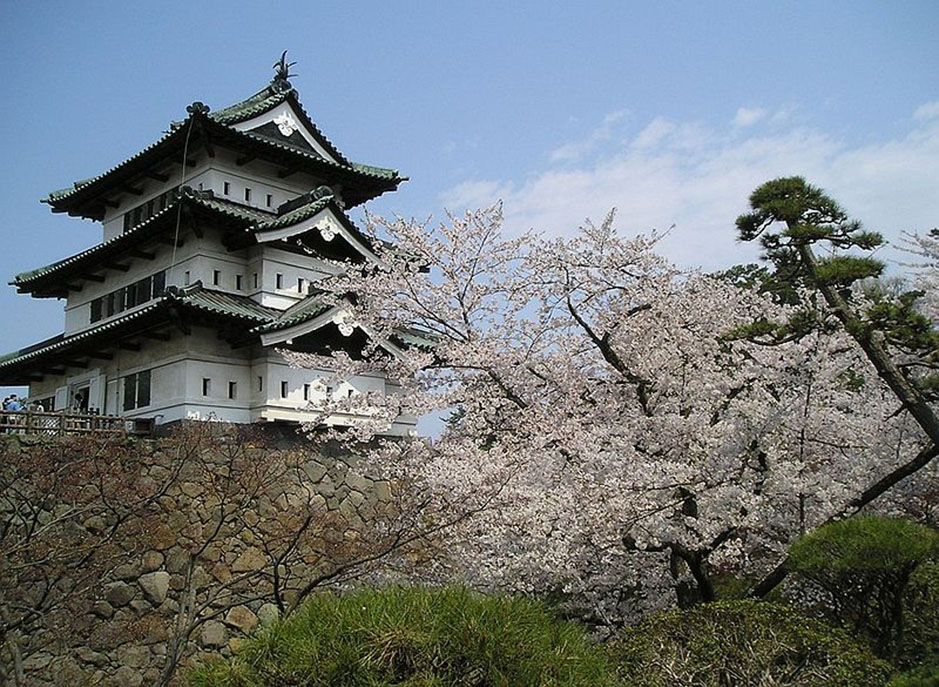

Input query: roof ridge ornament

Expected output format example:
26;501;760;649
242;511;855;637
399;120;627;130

271;51;297;92
186;101;211;116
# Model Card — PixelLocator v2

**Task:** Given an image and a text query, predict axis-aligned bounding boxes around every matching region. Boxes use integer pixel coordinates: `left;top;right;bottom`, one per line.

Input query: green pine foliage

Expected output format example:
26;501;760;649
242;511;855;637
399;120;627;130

889;659;939;687
902;562;939;669
788;517;939;662
607;600;892;687
188;586;611;687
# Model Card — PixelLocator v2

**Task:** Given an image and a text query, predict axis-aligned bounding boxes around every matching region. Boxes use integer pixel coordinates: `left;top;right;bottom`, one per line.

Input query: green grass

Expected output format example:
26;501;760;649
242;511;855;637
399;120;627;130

188;586;611;686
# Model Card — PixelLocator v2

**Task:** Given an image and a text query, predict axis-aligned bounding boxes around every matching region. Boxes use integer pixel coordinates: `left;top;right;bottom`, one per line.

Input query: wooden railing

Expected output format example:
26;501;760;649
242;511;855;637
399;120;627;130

0;410;154;437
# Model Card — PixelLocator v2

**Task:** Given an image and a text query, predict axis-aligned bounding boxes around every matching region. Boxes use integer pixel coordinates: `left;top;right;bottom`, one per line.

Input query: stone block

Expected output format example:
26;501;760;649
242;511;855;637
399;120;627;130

164;547;189;574
224;606;259;633
200;620;228;648
140;550;164;573
110;665;143;687
104;582;136;607
257;602;280;626
231;546;266;572
116;644;150;669
92;600;115;619
76;647;109;667
138;571;170;605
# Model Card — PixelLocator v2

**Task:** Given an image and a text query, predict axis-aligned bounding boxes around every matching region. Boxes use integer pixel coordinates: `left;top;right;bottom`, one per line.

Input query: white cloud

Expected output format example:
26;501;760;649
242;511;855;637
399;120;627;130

914;101;939;121
732;107;768;128
440;103;939;272
549;110;628;163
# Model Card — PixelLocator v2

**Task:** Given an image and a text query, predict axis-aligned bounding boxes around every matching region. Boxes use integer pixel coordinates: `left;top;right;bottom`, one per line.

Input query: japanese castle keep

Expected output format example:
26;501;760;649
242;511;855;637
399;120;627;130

0;57;423;432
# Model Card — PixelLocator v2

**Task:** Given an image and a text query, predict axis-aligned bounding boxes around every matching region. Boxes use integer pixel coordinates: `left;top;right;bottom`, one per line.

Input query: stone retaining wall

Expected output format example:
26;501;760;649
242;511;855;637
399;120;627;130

0;427;397;686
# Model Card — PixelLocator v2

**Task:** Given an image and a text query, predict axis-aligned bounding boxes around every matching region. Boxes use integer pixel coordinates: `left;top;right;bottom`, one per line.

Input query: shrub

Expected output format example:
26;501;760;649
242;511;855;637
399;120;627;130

188;585;611;686
902;563;939;668
607;600;892;687
788;517;939;661
889;658;939;687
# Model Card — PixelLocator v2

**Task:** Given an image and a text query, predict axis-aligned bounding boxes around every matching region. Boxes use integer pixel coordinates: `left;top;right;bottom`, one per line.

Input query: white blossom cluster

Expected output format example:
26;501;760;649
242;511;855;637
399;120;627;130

289;206;934;624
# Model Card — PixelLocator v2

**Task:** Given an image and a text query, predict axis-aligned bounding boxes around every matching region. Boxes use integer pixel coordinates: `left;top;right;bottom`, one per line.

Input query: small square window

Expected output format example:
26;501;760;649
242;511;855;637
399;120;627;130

280;381;288;399
266;193;273;208
223;181;230;195
236;274;243;290
303;383;310;401
244;187;252;202
213;269;221;286
228;381;237;399
276;273;284;290
202;378;211;396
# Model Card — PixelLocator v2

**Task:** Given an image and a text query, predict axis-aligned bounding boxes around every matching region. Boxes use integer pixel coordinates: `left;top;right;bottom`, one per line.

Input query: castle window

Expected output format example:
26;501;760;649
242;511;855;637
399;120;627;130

184;271;191;286
276;273;284;289
90;298;103;323
228;381;237;399
202;378;211;396
152;270;166;296
236;274;243;291
266;193;273;208
223;181;231;195
244;187;252;202
253;273;259;288
122;369;151;411
213;269;221;286
297;277;305;293
303;383;310;401
280;381;288;398
257;375;263;392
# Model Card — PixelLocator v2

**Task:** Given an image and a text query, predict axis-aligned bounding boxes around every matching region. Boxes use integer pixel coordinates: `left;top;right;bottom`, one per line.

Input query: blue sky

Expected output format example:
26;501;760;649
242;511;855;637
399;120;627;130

1;1;937;398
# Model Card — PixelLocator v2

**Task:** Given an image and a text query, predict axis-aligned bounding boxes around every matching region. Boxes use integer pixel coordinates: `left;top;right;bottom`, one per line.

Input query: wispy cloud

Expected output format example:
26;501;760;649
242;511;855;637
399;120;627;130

914;101;939;121
549;110;628;163
732;107;768;128
440;104;939;271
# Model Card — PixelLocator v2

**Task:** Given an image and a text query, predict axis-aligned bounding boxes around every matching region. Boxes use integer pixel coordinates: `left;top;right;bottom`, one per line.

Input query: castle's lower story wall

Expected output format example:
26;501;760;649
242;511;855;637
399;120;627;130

26;326;416;434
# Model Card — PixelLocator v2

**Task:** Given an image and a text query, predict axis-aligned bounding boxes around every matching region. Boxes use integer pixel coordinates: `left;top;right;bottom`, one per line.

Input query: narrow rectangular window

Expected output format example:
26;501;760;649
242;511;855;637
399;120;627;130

236;274;243;290
106;292;116;317
257;376;263;392
136;276;151;306
303;383;310;401
266;193;273;208
297;277;305;293
276;273;284;289
114;287;125;314
223;181;230;195
244;187;252;202
213;269;221;286
124;282;137;309
253;272;259;288
123;375;136;412
228;381;237;399
90;298;102;323
202;378;211;396
184;270;191;286
136;370;151;408
152;270;166;296
280;381;288;399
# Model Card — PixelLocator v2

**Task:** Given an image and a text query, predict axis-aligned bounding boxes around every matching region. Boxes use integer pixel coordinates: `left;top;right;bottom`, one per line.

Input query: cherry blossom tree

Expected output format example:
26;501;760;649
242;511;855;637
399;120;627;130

288;198;933;623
